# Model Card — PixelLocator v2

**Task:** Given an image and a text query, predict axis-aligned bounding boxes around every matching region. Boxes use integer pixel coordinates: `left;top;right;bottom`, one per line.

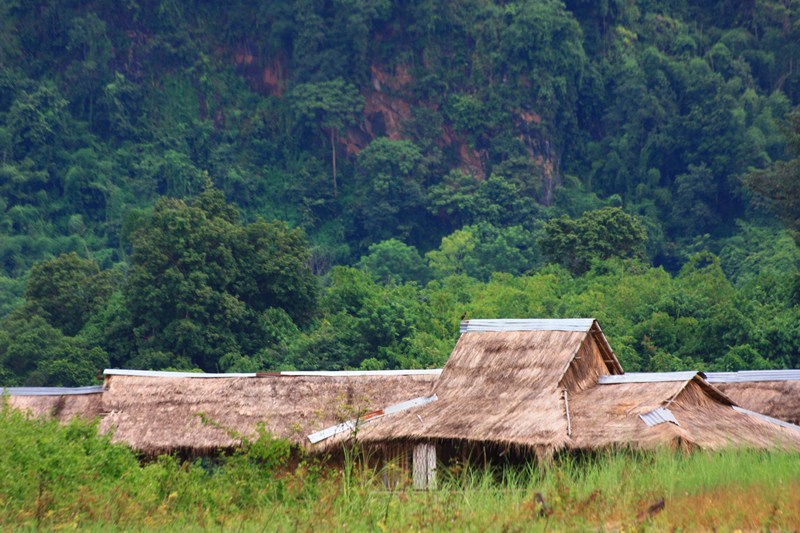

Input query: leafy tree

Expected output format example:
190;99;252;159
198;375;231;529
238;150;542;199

124;186;316;370
290;79;363;197
0;311;107;386
426;223;538;281
350;137;426;245
25;253;119;336
540;207;647;274
745;110;800;244
356;239;430;285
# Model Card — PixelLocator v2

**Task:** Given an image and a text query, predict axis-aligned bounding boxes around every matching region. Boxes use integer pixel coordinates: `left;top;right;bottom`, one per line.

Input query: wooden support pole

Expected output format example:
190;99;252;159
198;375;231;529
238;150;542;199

412;442;437;490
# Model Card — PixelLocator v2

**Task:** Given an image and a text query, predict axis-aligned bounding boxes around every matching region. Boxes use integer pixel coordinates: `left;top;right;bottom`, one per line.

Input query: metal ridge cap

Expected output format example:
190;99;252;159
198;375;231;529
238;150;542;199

103;368;443;379
460;318;596;333
733;406;800;432
3;385;104;396
103;369;258;378
599;371;700;384
705;370;800;383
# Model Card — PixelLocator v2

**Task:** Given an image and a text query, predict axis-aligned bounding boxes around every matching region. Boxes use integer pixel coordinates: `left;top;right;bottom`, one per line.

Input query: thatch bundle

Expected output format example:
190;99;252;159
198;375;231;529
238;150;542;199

100;373;438;455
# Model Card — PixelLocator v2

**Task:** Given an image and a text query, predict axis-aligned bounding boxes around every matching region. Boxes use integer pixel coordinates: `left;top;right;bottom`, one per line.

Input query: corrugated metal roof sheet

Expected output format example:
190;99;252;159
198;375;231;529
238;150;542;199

733;406;800;432
460;318;595;334
598;372;701;384
640;407;680;427
307;394;438;444
2;386;104;396
705;370;800;383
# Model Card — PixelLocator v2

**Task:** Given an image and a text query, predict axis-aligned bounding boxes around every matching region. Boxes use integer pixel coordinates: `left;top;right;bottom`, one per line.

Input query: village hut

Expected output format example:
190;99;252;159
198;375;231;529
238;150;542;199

3;386;104;421
310;320;800;488
569;372;800;451
705;370;800;425
311;319;624;486
99;369;441;455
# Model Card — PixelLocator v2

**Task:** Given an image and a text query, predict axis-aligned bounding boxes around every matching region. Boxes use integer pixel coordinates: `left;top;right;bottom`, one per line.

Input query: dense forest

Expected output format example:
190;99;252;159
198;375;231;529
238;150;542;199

0;0;799;385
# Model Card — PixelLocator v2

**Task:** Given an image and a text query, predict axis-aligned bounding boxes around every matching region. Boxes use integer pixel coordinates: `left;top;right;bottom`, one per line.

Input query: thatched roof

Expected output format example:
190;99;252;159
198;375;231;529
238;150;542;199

322;323;800;453
3;386;104;422
706;371;800;425
99;370;440;455
344;319;623;454
570;373;800;451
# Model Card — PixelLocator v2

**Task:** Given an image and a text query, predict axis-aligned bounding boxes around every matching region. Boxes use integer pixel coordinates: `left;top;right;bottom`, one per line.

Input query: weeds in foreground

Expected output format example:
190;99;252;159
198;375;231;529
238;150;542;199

1;403;799;530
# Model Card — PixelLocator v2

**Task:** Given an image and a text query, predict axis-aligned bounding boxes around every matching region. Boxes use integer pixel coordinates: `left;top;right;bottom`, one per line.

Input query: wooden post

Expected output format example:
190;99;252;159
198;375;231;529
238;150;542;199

412;442;437;490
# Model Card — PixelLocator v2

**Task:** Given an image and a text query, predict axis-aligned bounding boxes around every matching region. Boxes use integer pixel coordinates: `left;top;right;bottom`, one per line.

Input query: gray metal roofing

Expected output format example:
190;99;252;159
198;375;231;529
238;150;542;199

705;370;800;383
598;371;701;384
103;369;443;379
733;406;800;432
640;407;680;427
2;386;104;396
460;318;596;333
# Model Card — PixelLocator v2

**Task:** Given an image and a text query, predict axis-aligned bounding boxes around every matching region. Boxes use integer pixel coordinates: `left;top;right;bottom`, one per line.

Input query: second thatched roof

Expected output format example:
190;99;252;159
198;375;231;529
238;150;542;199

706;371;800;425
99;370;440;455
3;386;104;422
570;373;800;451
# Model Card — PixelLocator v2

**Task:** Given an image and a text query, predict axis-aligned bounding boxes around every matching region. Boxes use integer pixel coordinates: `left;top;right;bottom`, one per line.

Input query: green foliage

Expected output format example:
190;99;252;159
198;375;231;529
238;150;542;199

25;253;119;336
1;408;800;530
356;239;430;285
540;207;647;274
349;137;426;245
0;311;107;386
0;0;800;381
123;186;317;371
745;110;800;244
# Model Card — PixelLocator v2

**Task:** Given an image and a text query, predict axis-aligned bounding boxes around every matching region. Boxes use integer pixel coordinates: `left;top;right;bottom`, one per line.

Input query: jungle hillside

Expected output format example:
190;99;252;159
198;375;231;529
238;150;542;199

1;0;800;385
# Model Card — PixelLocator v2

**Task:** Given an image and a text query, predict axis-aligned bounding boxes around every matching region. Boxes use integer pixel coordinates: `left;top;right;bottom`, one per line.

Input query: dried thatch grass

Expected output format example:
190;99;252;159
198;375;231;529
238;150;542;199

7;393;103;422
712;381;800;425
570;376;800;451
100;373;437;455
350;328;621;455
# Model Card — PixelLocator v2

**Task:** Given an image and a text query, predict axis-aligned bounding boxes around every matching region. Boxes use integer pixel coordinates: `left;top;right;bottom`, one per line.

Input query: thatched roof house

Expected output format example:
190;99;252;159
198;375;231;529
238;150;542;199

571;373;800;451
99;369;440;455
310;321;800;486
3;386;104;421
706;371;800;425
324;319;624;457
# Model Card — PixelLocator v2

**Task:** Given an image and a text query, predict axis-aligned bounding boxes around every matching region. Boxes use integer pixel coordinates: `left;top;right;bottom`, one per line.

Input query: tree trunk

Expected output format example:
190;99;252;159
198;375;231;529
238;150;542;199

330;128;337;197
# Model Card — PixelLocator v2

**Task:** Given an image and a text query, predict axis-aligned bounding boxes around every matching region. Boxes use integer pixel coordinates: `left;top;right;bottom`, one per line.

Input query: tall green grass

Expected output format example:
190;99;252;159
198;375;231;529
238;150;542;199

1;401;798;531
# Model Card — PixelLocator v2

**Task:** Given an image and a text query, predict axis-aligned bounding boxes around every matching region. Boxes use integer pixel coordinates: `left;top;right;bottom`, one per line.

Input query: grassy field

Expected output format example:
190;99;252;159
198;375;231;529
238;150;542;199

1;403;799;531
